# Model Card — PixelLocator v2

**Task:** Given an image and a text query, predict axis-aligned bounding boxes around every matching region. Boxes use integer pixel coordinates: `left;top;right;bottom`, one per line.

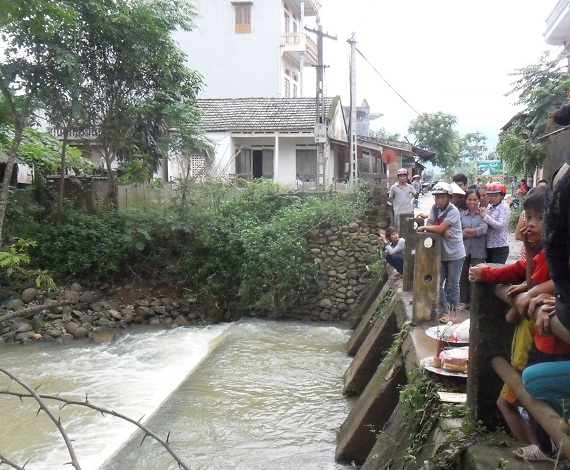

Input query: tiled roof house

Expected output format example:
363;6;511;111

172;96;349;190
169;96;432;190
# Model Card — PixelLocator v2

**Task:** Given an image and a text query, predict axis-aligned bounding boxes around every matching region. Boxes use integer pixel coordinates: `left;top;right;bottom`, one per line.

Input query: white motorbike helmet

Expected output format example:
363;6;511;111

431;182;453;196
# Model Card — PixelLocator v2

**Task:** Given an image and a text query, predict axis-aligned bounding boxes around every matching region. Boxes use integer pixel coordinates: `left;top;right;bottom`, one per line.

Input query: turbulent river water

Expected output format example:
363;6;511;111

0;319;354;470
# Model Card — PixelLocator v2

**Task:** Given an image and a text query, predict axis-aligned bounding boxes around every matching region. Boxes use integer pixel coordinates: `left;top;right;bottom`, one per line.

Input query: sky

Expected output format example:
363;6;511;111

306;0;561;154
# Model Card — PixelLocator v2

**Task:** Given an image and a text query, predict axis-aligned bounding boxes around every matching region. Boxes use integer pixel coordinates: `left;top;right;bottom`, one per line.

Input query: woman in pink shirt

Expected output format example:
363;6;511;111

480;182;511;264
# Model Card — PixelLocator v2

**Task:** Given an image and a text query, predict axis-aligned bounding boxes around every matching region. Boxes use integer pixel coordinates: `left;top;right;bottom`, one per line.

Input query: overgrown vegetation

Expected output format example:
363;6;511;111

398;369;470;469
3;180;370;316
369;288;393;324
509;204;522;231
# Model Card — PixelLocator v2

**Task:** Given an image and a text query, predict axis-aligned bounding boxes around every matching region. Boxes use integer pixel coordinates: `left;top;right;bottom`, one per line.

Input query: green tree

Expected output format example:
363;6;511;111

369;128;402;141
408;112;461;168
77;0;203;203
497;51;570;172
460;132;487;165
0;0;80;247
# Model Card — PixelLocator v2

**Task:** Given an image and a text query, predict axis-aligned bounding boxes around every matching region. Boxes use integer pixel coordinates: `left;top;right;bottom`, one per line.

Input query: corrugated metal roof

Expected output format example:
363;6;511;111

197;97;335;132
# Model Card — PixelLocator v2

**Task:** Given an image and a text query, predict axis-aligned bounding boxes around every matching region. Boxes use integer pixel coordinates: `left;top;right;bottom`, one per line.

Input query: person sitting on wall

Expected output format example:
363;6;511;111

379;227;405;275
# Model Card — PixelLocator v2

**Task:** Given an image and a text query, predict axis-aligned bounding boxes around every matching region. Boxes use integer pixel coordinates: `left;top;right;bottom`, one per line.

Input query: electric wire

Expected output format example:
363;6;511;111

355;46;421;116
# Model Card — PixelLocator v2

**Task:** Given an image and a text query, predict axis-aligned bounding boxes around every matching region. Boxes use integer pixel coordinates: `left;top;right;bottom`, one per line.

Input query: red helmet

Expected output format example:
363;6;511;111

397;168;408;176
487;182;506;195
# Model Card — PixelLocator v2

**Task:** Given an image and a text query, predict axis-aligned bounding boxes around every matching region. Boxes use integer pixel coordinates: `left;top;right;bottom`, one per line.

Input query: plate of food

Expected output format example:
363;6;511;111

425;319;469;344
420;347;469;378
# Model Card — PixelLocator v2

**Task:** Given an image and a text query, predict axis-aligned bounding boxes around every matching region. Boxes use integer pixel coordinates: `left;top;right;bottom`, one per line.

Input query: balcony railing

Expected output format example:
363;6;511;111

281;33;318;66
50;127;99;140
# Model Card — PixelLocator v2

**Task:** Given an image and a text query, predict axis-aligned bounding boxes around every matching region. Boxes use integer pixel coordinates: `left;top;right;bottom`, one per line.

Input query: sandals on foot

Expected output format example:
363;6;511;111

513;444;554;462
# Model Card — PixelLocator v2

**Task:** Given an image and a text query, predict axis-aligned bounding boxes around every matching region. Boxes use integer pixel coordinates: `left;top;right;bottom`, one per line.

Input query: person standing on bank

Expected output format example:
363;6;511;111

388;168;416;231
452;173;469;210
520;104;570;457
411;174;422;208
459;188;488;308
416;182;465;320
481;182;511;264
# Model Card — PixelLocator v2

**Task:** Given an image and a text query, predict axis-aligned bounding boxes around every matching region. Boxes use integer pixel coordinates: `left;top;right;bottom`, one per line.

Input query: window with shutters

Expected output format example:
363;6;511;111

233;2;252;34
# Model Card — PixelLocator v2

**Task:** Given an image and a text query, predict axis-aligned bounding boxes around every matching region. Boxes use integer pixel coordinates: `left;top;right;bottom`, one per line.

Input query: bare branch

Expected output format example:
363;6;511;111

0;452;26;470
0;368;82;470
0;387;191;470
0;300;72;324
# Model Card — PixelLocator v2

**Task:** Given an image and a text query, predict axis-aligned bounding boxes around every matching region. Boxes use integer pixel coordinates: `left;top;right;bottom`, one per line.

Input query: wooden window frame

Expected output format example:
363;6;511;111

232;2;253;34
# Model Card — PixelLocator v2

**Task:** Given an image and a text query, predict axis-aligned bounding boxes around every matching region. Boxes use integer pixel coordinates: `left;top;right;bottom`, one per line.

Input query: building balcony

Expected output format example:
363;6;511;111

301;0;320;17
281;32;318;66
50;127;99;142
545;0;570;46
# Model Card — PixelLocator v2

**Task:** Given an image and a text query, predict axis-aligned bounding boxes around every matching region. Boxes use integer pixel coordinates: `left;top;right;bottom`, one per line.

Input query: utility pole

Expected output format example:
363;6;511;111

473;131;483;179
305;19;336;190
348;33;357;187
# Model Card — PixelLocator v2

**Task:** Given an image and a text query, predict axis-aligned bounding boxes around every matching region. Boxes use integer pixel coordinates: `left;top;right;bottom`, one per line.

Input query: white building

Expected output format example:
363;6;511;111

544;0;570;48
173;0;319;99
171;96;346;190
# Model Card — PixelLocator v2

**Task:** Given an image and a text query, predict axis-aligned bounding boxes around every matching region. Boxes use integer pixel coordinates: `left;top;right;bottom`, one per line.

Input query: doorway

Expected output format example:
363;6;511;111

252;150;263;179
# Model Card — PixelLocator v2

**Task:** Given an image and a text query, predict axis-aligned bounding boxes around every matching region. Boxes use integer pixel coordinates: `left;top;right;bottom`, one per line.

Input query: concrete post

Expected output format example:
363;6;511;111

467;280;514;430
412;232;441;323
399;214;416;292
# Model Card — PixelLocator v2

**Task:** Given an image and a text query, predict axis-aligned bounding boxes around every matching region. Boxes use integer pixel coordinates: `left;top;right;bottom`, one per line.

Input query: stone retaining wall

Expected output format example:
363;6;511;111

297;188;391;322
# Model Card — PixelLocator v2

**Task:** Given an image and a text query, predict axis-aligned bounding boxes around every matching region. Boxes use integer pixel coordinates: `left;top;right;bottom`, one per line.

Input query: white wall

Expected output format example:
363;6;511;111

174;0;282;98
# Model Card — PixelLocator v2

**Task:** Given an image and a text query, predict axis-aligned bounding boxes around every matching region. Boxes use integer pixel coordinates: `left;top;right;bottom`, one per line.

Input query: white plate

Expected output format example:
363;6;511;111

420;356;468;378
425;326;469;344
437;392;467;403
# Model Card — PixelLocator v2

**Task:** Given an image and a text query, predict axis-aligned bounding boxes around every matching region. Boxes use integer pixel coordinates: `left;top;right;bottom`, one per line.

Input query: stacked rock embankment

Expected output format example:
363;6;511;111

299;188;390;322
0;283;201;345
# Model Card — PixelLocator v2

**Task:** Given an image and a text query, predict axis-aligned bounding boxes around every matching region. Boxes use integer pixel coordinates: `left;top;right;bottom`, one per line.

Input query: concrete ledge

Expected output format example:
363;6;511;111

336;355;407;465
346;273;388;331
346;282;392;356
342;292;401;396
360;400;420;469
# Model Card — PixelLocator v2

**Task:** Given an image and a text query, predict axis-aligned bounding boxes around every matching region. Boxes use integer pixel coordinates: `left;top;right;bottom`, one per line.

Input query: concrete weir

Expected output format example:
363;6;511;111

336;273;560;469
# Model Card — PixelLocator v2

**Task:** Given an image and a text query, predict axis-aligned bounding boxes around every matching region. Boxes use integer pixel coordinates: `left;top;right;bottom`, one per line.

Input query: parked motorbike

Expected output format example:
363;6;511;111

420;180;438;196
509;197;521;211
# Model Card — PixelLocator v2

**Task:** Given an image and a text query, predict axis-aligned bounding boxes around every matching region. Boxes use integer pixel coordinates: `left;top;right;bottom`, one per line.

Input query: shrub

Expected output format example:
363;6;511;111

29;210;130;282
186;184;369;313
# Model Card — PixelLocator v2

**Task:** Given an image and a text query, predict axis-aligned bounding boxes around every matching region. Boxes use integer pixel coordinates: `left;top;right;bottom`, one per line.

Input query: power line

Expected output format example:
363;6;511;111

356;47;421;116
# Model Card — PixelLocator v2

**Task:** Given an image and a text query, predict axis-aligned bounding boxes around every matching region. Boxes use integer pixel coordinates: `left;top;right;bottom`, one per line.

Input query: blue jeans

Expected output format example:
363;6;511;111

386;253;404;275
522;361;570;418
439;258;464;312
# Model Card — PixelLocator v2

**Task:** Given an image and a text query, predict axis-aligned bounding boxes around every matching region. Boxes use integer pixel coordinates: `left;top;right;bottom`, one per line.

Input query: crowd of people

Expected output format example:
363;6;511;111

379;103;570;462
383;168;513;318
